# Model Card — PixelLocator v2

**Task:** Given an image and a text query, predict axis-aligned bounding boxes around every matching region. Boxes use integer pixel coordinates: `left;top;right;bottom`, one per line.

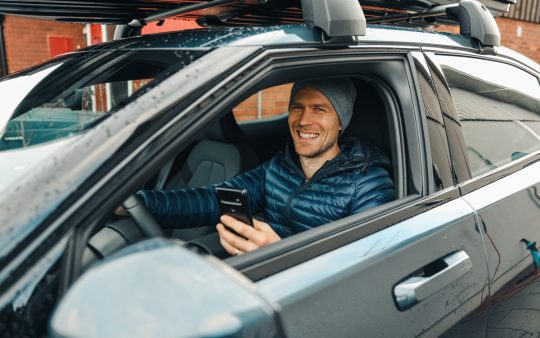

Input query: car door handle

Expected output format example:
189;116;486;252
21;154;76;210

393;251;472;310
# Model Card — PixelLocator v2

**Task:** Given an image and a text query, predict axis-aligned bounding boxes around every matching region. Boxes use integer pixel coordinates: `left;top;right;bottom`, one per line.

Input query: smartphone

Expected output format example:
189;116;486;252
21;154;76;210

215;187;253;227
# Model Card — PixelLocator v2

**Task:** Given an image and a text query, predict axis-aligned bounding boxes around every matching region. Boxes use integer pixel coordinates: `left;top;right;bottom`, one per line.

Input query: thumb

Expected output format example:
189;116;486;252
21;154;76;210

253;218;272;232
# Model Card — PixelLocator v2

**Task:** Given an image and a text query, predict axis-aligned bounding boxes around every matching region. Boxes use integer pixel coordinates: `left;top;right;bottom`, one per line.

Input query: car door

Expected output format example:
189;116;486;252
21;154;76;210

430;52;540;336
238;50;491;337
45;47;490;338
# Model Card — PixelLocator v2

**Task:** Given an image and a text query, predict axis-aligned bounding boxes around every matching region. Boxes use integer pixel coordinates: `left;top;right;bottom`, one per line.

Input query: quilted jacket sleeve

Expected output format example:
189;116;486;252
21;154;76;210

350;166;395;215
137;162;268;229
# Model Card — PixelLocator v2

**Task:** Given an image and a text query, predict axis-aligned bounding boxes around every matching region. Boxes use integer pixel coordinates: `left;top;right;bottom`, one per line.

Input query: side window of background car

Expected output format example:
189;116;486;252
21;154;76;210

435;55;540;177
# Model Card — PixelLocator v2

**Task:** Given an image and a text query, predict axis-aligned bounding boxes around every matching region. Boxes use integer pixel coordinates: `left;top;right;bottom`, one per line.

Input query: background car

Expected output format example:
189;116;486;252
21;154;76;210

0;0;539;337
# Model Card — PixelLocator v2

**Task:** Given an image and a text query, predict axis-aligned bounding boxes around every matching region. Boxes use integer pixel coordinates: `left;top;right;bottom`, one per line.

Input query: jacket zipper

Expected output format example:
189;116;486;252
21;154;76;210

285;178;311;227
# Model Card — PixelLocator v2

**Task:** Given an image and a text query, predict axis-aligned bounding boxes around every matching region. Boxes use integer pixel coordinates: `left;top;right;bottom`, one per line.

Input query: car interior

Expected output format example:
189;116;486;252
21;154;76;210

80;74;400;270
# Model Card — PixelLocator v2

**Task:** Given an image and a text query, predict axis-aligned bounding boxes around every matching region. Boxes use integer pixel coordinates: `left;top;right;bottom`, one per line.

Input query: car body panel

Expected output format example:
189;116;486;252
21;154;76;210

0;45;259;296
50;239;283;338
80;24;478;52
0;8;537;337
256;196;489;337
461;161;540;335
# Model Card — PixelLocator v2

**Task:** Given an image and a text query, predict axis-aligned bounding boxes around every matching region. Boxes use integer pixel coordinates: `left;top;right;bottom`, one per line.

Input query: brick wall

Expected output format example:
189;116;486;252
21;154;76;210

436;18;540;63
497;17;540;63
3;15;86;73
233;83;293;121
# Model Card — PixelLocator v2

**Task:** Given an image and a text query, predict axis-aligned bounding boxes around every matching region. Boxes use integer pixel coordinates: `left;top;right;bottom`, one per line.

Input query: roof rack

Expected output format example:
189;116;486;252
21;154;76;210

368;0;501;47
121;0;367;45
0;0;504;48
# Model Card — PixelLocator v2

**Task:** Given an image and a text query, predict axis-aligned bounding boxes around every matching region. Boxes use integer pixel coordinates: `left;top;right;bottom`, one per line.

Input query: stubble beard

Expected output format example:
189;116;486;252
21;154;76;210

295;134;339;160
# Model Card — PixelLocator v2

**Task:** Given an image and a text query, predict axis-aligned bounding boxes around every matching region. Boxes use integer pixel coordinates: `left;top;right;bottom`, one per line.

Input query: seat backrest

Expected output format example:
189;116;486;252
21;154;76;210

344;79;400;199
345;79;391;162
164;112;258;189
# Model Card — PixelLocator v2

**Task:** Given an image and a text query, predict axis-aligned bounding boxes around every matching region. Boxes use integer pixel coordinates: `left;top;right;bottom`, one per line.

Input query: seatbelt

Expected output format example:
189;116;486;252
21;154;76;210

155;159;174;190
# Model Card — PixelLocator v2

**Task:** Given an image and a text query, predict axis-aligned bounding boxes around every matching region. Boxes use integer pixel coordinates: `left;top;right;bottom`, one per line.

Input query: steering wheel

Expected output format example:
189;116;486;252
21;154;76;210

122;194;164;237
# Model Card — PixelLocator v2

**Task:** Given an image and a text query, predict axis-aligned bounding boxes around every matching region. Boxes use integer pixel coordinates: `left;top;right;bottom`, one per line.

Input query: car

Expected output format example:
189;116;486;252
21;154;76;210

0;0;539;337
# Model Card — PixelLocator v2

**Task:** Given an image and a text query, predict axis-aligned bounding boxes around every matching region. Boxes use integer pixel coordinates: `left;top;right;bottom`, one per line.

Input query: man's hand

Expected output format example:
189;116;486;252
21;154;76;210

115;206;126;216
216;215;281;255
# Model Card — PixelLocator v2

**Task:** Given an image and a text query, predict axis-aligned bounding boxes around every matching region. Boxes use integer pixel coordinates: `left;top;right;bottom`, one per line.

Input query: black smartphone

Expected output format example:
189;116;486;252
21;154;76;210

215;187;253;227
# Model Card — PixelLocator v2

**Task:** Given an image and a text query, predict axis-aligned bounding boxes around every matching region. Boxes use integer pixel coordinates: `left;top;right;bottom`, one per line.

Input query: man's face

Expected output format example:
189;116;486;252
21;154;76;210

288;87;341;159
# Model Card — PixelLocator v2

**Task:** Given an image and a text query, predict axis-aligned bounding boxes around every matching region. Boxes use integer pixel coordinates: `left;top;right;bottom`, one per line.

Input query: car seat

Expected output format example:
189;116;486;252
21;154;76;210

345;79;398;197
162;112;258;189
82;112;259;269
164;112;258;240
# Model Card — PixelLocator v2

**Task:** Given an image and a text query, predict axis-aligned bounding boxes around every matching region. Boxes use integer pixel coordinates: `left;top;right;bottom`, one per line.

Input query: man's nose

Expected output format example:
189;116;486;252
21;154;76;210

298;109;314;125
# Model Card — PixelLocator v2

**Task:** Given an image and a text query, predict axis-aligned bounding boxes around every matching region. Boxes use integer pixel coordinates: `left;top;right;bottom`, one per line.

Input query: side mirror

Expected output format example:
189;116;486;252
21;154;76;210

50;239;281;338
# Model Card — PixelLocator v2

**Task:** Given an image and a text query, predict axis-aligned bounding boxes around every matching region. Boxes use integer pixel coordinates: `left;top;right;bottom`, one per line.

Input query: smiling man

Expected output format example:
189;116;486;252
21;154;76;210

138;78;395;256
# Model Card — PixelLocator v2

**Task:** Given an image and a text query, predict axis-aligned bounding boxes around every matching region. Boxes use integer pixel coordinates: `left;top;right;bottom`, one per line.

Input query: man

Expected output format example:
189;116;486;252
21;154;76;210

138;78;395;256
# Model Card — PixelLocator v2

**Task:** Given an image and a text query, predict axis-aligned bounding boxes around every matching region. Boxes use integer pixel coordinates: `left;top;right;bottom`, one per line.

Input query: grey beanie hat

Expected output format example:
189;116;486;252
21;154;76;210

290;78;356;134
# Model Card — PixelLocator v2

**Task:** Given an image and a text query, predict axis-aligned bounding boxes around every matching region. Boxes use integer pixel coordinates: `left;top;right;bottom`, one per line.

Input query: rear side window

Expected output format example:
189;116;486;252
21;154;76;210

435;55;540;176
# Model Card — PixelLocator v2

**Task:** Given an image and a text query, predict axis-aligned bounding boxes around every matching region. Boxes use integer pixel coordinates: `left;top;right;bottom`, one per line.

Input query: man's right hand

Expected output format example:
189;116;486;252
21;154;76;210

216;215;281;255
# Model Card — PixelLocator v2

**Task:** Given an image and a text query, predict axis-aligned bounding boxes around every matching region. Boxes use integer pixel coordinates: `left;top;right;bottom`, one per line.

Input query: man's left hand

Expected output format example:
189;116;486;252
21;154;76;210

216;215;281;255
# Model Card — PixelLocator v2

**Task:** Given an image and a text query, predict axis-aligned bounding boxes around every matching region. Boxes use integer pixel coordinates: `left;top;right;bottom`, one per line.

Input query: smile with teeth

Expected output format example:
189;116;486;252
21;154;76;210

298;131;319;139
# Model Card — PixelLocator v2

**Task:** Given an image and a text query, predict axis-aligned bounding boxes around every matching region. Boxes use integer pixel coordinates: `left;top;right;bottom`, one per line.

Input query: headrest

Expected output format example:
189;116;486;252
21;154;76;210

203;112;245;143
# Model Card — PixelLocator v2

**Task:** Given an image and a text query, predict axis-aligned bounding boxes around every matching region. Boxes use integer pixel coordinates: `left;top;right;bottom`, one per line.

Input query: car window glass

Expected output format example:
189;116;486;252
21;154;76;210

415;63;453;190
435;55;540;176
233;83;292;121
0;49;207;151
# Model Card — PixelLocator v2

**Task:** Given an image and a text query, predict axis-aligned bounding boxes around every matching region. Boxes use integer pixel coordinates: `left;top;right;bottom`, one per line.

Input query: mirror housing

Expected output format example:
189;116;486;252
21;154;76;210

50;239;281;338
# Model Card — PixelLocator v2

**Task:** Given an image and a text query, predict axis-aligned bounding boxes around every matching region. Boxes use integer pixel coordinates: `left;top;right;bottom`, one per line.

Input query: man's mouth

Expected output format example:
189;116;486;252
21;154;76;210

298;131;319;139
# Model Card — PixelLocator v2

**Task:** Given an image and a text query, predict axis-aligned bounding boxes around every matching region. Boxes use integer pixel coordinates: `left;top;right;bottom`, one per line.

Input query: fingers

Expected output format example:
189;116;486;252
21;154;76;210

216;223;257;254
220;215;263;241
216;224;243;256
253;218;273;231
252;218;281;244
216;216;282;255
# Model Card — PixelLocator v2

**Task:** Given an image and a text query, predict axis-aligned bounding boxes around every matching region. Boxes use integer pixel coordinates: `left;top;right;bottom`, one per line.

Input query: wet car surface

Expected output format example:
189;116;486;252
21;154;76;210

0;0;539;337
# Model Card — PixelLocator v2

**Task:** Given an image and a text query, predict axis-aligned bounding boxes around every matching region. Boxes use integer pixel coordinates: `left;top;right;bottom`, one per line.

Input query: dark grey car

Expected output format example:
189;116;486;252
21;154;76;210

0;0;539;337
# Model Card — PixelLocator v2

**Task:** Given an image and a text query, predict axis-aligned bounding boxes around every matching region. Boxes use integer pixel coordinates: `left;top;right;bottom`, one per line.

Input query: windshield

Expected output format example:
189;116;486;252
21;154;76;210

0;49;207;150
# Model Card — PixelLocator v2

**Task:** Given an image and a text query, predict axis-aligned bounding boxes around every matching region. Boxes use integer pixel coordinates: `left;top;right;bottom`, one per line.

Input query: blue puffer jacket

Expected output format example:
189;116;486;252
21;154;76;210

138;137;395;238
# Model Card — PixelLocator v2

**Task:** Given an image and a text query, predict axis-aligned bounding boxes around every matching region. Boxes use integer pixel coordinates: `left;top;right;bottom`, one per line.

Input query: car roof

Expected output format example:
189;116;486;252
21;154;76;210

81;24;478;51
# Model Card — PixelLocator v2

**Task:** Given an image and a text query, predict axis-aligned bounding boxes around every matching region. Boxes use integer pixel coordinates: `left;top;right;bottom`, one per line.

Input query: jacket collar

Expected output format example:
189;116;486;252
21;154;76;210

281;136;390;181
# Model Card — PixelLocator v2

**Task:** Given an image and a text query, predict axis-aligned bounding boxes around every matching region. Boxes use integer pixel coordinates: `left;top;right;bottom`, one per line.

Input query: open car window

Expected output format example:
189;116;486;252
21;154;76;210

0;49;207;151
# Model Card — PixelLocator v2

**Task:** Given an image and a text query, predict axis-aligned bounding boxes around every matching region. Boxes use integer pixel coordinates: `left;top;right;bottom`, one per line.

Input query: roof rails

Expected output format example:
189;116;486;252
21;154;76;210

301;0;366;44
367;0;501;48
122;0;367;44
446;0;501;47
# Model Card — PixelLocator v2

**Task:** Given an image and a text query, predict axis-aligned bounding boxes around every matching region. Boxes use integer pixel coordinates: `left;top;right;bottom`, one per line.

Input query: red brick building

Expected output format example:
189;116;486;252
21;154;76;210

502;0;540;61
0;3;537;120
1;16;86;75
0;3;537;76
0;16;201;76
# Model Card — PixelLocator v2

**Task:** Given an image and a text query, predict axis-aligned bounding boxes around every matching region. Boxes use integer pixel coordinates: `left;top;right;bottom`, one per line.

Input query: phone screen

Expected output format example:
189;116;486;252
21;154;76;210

215;187;253;226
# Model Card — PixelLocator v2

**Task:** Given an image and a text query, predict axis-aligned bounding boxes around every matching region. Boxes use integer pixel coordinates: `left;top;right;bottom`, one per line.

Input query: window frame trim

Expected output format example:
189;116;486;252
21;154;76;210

216;48;433;279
